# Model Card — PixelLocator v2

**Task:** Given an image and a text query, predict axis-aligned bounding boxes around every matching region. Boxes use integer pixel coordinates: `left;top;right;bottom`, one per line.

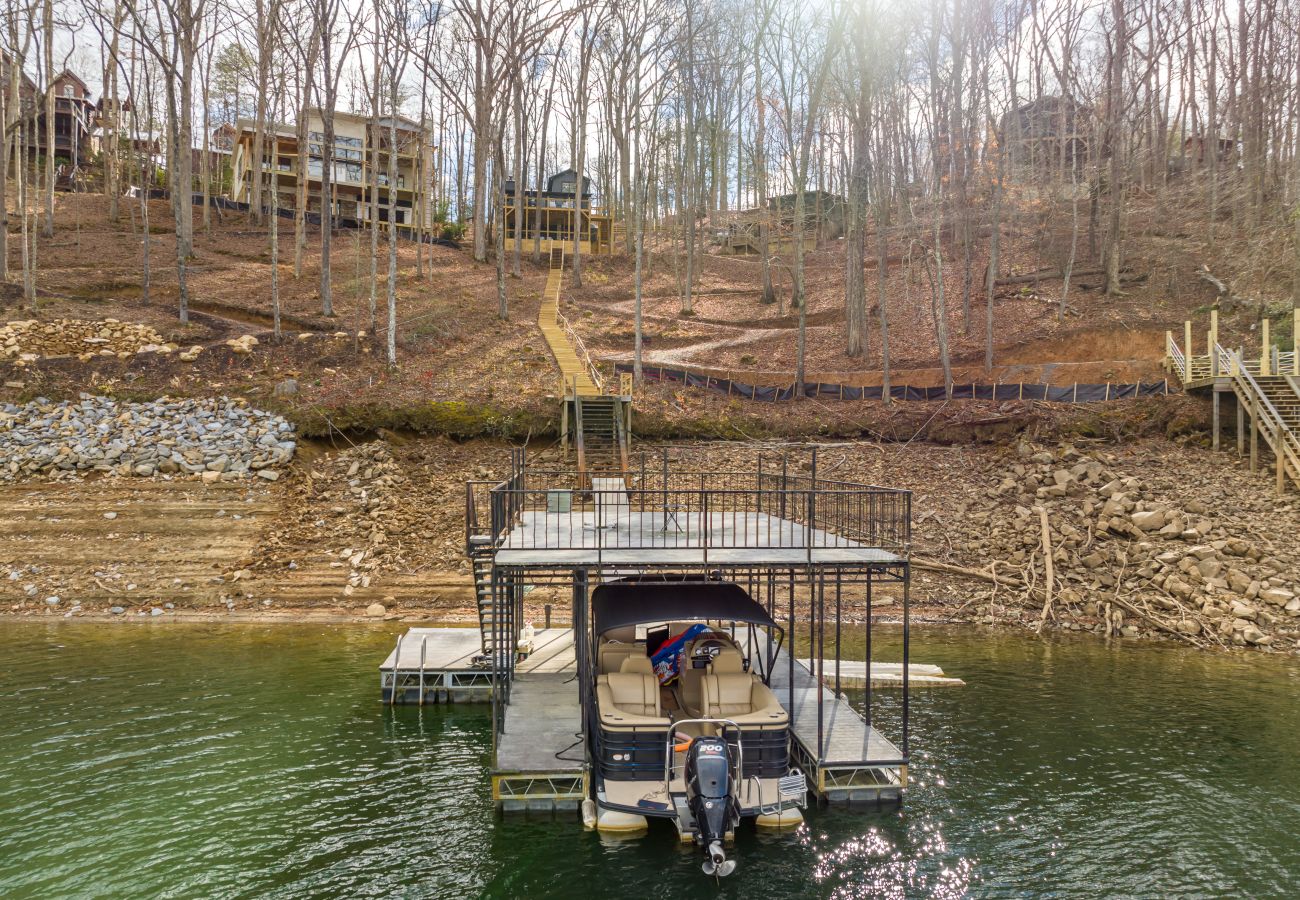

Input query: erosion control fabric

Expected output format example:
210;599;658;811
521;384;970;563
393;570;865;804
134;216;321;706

614;363;1170;403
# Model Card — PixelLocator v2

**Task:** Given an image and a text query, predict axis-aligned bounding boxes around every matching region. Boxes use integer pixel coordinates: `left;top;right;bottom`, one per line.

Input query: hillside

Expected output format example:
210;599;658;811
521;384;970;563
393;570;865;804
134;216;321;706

2;188;1274;447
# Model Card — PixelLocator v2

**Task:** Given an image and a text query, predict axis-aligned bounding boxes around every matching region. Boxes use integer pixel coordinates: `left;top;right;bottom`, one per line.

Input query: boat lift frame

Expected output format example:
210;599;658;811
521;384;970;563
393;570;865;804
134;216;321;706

466;447;913;808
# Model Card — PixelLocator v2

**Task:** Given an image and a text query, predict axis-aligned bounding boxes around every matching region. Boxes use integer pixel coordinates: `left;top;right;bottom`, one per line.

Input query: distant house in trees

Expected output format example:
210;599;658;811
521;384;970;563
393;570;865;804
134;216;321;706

1182;136;1237;168
719;190;844;256
999;95;1092;174
0;58;97;166
192;124;237;192
228;108;436;231
501;167;615;255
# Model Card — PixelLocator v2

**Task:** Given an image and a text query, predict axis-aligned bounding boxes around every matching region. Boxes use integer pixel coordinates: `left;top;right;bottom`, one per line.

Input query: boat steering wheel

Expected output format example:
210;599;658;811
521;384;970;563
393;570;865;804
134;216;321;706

691;639;727;663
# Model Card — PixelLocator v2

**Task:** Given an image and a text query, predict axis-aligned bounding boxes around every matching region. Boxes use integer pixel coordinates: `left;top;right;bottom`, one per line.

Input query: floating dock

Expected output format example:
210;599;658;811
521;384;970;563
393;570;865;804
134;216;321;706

379;627;574;704
379;624;948;810
768;642;907;807
492;673;585;813
794;659;965;689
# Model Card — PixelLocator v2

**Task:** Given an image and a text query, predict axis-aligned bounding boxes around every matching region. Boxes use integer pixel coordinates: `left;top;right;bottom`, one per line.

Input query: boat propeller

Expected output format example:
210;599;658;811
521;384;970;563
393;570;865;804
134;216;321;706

701;840;736;877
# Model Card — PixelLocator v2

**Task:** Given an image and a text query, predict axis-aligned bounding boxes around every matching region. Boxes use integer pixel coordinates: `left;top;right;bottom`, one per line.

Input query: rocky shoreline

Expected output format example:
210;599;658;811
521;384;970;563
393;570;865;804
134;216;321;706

951;443;1300;649
0;395;295;482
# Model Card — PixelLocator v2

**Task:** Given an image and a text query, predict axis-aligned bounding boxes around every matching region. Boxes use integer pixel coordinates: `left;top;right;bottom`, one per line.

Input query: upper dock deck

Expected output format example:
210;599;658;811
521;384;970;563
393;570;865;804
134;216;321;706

468;459;911;572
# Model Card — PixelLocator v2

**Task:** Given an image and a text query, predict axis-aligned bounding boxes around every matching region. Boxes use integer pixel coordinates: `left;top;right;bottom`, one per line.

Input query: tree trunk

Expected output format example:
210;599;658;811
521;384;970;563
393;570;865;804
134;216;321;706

42;0;54;239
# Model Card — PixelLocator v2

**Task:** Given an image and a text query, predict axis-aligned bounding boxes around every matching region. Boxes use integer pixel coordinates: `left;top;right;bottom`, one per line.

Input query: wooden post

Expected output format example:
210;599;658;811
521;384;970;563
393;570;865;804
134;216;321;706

1237;397;1245;457
1184;320;1192;365
1209;309;1219;376
1212;390;1220;451
1250;397;1259;473
1261;318;1271;376
1294;309;1299;376
560;398;569;458
1278;446;1286;496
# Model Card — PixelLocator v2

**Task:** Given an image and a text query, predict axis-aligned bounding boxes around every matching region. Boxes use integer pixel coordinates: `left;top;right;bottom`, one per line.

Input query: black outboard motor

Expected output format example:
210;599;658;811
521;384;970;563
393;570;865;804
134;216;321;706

685;736;739;876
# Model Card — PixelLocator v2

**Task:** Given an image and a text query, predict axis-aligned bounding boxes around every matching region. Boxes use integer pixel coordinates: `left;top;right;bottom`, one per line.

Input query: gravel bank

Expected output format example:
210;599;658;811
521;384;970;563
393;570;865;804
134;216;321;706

0;396;295;482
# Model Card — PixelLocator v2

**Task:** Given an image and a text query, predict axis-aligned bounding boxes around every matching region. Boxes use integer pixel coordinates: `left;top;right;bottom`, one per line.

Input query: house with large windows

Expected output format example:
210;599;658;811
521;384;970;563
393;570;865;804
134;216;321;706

229;108;435;231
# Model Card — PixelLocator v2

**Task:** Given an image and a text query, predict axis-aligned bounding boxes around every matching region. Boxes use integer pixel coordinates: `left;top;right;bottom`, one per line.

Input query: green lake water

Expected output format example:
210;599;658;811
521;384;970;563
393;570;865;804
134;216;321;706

1;622;1298;898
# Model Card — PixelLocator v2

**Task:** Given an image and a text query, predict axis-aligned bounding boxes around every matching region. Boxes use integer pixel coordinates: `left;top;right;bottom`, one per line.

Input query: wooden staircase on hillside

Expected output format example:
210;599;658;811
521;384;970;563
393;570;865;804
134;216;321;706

1232;369;1300;491
1167;315;1300;495
537;248;632;485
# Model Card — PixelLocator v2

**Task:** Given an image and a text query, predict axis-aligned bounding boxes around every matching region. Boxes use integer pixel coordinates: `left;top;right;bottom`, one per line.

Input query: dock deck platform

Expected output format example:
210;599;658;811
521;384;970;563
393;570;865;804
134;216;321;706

769;642;908;806
494;510;904;568
492;672;586;813
380;627;575;704
794;659;964;689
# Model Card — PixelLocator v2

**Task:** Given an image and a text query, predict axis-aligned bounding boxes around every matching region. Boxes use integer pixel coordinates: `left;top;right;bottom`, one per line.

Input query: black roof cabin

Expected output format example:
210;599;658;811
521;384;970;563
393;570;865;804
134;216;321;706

502;167;614;254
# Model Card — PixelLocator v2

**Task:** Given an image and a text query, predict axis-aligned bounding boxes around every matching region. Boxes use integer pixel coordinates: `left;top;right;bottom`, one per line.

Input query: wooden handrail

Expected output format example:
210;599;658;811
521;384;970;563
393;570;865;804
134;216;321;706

1217;343;1300;480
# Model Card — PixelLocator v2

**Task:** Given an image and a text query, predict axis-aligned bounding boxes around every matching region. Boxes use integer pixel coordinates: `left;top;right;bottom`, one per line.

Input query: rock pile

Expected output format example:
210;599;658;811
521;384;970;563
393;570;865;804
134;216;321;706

950;443;1300;650
0;396;295;481
2;319;170;362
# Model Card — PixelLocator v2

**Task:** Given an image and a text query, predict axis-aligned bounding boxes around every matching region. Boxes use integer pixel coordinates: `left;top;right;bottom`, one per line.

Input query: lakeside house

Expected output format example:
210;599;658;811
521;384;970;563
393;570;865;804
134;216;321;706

229;110;436;231
0;56;97;167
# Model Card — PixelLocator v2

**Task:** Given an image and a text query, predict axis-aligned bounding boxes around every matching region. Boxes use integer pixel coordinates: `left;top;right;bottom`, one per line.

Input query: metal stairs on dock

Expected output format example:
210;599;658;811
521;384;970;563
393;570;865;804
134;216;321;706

469;538;500;657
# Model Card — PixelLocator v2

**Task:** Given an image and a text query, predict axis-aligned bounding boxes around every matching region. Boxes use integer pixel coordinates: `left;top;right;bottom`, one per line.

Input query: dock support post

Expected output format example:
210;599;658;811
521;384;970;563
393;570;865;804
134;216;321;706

815;573;824;762
572;568;589;727
1250;397;1259;472
1212;391;1220;451
863;574;872;732
902;566;910;760
787;570;796;732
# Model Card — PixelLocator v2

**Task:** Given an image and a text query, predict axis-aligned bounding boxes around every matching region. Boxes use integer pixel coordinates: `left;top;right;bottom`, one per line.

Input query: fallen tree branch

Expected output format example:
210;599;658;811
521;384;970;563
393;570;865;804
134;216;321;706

1109;594;1210;649
1034;506;1055;634
913;556;1023;588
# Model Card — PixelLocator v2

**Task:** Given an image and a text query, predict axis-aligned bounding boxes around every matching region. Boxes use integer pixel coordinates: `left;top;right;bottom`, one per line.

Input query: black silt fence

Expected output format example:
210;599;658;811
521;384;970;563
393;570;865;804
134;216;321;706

614;363;1171;403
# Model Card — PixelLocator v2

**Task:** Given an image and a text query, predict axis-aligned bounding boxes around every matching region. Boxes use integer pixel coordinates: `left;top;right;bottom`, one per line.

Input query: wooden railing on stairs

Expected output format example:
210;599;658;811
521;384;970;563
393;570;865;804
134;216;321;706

1216;343;1300;491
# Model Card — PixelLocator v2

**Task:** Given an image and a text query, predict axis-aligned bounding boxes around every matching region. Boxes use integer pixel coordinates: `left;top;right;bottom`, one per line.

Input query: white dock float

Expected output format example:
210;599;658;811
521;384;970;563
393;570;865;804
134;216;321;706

795;659;965;688
379;627;575;704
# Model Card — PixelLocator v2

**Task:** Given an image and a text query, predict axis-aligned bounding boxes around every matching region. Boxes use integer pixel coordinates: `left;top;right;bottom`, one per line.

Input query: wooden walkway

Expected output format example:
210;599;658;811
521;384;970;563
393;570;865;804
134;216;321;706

538;248;600;397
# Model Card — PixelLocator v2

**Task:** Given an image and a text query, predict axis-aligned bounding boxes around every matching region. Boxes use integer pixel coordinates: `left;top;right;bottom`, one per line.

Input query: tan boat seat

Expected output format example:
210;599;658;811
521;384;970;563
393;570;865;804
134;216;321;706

702;650;788;726
596;656;668;726
598;634;644;675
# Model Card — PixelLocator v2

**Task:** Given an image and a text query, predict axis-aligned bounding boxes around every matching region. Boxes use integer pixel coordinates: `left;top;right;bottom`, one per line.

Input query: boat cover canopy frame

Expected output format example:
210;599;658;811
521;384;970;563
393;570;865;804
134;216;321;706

591;580;780;636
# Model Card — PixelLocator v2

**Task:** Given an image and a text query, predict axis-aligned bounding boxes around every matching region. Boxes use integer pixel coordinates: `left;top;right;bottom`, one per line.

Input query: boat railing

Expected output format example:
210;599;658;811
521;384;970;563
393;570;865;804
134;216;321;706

662;719;744;790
